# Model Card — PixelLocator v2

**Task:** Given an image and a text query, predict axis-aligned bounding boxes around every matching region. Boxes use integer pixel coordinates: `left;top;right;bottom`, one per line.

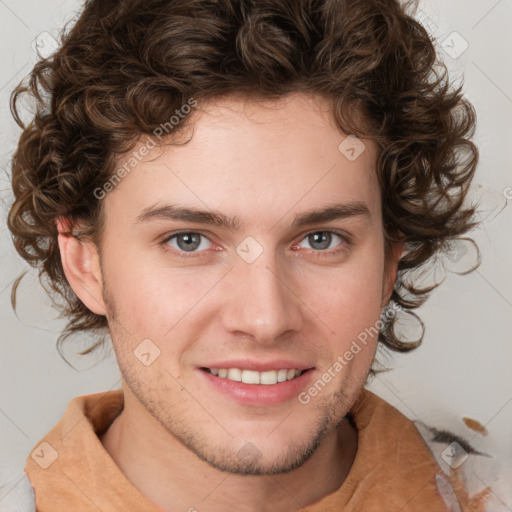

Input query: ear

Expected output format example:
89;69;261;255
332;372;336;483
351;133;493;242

56;217;107;316
382;240;403;307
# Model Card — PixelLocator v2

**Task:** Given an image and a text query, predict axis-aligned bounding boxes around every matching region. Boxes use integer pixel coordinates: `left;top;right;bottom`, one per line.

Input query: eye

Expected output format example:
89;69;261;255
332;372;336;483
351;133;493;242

164;232;213;253
296;231;347;253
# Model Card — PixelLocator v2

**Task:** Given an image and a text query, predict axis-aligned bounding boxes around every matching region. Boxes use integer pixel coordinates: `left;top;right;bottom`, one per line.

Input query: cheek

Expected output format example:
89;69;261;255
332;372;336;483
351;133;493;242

104;253;218;338
310;250;385;314
337;267;383;321
305;250;386;352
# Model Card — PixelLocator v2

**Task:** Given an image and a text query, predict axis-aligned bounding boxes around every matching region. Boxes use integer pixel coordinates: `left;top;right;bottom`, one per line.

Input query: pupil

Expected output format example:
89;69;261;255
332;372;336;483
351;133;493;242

178;233;200;251
310;232;330;250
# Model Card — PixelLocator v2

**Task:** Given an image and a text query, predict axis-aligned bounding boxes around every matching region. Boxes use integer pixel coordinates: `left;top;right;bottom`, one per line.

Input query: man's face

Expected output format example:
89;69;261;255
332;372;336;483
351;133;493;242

98;93;395;475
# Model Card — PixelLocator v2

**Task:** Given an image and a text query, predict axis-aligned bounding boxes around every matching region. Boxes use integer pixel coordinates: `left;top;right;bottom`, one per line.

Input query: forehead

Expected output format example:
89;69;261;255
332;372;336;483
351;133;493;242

104;93;381;228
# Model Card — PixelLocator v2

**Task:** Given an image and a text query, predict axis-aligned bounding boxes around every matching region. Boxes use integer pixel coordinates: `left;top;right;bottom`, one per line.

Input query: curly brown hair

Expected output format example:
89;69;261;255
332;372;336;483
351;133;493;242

8;0;478;366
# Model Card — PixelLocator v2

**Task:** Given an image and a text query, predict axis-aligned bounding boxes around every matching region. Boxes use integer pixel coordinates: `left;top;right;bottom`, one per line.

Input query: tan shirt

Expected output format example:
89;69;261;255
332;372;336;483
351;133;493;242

24;388;457;511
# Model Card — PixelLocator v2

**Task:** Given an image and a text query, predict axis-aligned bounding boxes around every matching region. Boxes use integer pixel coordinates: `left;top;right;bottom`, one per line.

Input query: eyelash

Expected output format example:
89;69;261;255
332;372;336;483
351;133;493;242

160;230;351;260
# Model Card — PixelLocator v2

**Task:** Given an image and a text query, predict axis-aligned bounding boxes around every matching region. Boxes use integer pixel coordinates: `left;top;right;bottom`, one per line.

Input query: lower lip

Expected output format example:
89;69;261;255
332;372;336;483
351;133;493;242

198;369;315;406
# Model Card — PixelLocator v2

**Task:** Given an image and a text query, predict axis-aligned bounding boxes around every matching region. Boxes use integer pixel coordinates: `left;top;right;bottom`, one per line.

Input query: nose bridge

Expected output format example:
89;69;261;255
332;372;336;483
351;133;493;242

221;248;303;343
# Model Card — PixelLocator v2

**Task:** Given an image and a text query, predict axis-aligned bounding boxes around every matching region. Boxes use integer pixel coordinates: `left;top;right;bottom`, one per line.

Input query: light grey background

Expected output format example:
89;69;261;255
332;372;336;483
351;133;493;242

1;0;511;505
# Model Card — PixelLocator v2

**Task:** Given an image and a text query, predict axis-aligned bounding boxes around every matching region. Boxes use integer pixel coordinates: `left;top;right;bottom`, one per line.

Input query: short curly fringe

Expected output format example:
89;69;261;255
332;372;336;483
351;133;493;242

8;0;478;365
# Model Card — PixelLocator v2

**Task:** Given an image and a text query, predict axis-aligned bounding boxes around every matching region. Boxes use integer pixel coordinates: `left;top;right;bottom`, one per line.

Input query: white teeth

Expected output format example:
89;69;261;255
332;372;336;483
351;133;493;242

277;369;288;382
209;368;304;384
242;370;260;384
227;368;242;382
260;370;278;385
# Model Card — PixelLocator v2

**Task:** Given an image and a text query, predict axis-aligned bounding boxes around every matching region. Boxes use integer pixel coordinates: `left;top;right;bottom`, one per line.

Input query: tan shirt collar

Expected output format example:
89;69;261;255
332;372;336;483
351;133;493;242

25;387;448;511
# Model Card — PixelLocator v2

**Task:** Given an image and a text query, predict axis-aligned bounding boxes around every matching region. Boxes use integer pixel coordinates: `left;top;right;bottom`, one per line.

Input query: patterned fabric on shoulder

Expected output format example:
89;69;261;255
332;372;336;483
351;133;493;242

415;420;512;512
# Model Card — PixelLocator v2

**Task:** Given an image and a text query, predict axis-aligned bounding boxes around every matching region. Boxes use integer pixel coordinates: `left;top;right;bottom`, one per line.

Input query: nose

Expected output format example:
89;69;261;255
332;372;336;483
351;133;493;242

219;251;304;345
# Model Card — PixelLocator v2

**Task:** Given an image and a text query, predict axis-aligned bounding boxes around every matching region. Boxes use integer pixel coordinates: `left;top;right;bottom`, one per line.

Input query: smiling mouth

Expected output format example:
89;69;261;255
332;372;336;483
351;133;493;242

200;367;308;385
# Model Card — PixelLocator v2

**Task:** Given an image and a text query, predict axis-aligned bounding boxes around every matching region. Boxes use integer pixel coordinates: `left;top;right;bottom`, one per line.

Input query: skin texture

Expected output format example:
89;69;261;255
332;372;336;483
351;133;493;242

57;93;400;512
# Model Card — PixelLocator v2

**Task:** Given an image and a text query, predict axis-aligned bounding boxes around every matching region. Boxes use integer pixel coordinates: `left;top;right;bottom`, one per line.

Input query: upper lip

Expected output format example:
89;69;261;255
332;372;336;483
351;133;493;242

200;359;314;372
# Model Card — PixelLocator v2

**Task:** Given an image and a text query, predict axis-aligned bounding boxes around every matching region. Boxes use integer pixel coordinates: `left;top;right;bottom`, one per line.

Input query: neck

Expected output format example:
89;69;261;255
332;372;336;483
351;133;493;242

100;385;358;512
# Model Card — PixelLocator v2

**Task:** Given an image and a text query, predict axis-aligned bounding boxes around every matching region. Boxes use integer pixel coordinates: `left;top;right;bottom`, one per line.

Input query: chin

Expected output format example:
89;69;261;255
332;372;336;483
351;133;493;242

181;411;338;476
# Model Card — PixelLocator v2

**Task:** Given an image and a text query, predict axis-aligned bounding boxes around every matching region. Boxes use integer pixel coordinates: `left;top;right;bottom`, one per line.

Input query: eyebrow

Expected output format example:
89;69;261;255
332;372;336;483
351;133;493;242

135;201;371;230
